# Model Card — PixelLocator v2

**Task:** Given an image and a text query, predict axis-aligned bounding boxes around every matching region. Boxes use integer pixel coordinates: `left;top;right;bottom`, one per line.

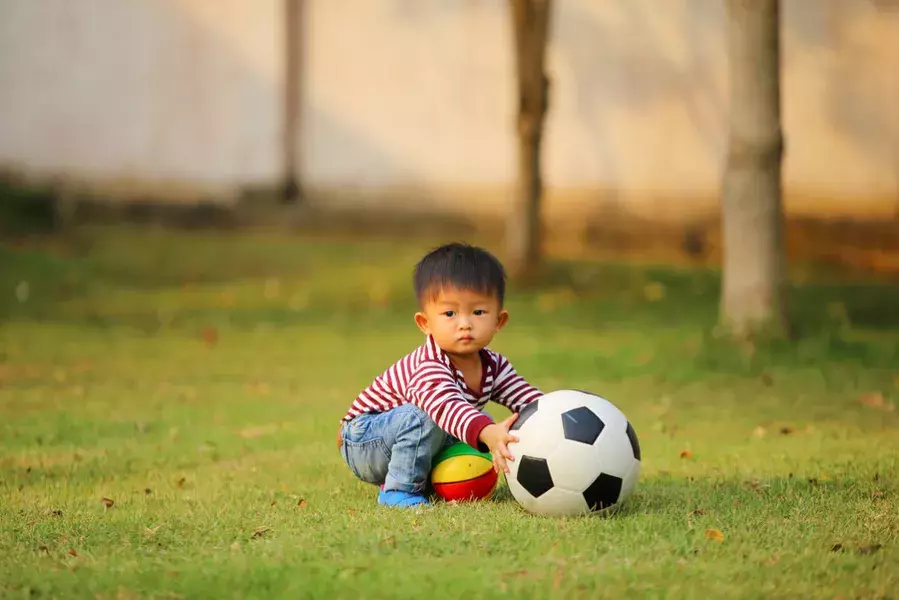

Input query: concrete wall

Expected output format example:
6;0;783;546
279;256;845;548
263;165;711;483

0;0;283;200
1;0;897;218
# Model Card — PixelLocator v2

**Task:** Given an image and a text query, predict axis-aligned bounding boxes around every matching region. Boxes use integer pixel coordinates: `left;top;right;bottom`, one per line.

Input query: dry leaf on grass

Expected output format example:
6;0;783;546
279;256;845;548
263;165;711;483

705;529;725;542
379;536;397;549
252;526;271;538
101;497;114;509
297;498;308;509
67;548;78;557
176;477;186;489
680;449;694;459
859;392;895;412
201;327;219;347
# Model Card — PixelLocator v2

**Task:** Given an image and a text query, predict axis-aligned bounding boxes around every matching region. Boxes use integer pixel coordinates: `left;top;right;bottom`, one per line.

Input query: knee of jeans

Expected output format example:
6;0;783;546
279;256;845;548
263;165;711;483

396;404;444;441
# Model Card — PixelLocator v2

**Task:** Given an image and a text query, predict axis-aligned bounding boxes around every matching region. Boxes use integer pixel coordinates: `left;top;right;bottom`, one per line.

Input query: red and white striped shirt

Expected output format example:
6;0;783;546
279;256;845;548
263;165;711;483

342;335;542;449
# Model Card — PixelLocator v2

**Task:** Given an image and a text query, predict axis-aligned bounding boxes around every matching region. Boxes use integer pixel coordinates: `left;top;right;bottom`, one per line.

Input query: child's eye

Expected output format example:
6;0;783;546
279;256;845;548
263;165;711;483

443;311;456;317
473;309;486;316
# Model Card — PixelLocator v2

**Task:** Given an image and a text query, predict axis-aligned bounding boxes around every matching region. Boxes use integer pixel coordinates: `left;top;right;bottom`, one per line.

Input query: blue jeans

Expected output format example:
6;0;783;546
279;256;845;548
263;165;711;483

339;404;459;494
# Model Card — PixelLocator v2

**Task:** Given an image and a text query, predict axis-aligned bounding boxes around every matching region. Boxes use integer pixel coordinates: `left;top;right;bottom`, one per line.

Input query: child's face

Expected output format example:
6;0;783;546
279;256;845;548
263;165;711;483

414;286;508;357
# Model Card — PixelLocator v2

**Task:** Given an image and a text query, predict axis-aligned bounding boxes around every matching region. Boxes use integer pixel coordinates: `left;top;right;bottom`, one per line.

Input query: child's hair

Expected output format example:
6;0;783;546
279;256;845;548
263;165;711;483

413;242;507;307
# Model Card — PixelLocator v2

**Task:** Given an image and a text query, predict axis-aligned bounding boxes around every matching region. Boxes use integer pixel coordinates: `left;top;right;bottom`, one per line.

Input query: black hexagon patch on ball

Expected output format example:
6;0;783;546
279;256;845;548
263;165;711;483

583;472;622;511
561;407;604;445
517;456;554;498
511;399;539;432
625;421;641;461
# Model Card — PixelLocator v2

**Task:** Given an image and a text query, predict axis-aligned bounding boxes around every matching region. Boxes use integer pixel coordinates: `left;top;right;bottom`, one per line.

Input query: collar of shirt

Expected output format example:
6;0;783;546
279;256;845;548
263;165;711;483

424;334;494;396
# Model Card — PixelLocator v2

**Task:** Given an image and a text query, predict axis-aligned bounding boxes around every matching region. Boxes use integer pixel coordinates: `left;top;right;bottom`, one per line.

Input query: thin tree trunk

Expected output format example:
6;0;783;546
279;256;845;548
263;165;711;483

283;0;303;203
507;0;551;282
720;0;790;337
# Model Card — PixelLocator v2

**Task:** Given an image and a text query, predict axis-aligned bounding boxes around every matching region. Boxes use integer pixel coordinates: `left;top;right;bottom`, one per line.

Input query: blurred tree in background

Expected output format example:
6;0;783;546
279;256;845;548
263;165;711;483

720;0;790;338
507;0;552;283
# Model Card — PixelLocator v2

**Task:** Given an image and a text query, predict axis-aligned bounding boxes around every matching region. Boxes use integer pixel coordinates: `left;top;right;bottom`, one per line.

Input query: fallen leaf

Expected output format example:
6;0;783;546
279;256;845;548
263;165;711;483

176;477;186;489
101;497;114;509
144;488;152;495
144;525;161;537
67;548;77;557
297;499;308;509
270;500;277;507
201;327;219;347
752;426;767;438
830;543;843;552
347;508;357;516
680;449;693;459
687;509;706;517
379;535;397;549
779;426;794;435
552;564;564;590
859;392;895;412
705;529;725;542
252;526;271;538
857;544;882;555
51;510;63;517
872;491;885;499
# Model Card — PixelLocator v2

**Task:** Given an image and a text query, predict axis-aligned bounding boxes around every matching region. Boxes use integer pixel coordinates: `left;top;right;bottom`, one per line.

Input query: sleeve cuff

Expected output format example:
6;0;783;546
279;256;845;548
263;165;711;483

465;414;495;452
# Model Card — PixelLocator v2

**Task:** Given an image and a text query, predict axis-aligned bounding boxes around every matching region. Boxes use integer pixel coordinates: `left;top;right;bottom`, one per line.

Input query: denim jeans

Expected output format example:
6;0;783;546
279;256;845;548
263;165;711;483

339;404;459;494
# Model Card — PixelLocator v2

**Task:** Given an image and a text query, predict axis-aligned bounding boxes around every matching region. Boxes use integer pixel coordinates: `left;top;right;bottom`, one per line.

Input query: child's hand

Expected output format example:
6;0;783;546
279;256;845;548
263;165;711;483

478;413;520;474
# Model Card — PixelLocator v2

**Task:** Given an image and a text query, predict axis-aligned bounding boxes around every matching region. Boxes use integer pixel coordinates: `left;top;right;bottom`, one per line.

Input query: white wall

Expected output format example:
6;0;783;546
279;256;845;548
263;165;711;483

0;0;282;195
1;0;896;216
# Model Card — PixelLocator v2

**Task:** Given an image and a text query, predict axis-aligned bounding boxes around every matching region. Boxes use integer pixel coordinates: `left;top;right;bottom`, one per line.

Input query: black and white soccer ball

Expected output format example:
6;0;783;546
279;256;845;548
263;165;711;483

506;389;641;517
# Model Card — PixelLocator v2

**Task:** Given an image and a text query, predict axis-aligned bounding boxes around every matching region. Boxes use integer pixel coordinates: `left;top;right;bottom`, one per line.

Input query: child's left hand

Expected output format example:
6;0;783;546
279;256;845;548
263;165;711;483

478;413;520;474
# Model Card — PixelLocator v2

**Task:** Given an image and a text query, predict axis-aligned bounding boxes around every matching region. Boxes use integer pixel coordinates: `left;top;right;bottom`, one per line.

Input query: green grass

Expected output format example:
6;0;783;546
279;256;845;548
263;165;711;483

1;225;897;599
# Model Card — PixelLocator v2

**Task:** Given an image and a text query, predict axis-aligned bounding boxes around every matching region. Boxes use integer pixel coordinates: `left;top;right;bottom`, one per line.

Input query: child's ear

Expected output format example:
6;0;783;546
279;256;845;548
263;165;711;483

414;312;430;334
496;309;509;331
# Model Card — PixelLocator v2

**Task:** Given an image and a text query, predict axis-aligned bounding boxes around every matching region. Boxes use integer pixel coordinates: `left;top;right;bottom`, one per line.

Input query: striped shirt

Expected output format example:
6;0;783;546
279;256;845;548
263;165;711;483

342;335;542;449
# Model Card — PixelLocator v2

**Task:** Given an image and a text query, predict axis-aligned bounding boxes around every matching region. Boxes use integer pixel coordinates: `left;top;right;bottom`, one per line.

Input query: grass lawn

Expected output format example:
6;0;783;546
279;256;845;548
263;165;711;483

1;225;897;599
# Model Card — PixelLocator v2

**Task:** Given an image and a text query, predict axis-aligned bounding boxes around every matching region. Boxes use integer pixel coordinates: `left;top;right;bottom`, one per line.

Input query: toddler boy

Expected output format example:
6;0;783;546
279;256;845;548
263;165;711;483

337;242;543;507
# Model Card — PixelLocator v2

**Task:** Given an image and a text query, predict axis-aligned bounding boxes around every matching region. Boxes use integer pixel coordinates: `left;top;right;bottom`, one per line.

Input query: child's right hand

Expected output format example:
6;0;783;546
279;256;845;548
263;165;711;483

478;413;520;474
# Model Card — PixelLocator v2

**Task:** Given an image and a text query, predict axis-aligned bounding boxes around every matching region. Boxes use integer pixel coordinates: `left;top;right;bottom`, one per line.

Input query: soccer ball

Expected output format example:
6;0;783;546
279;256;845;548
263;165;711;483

505;389;641;517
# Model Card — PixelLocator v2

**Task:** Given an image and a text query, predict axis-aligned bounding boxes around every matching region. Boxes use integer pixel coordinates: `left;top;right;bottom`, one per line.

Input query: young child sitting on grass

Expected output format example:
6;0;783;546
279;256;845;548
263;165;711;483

337;242;543;508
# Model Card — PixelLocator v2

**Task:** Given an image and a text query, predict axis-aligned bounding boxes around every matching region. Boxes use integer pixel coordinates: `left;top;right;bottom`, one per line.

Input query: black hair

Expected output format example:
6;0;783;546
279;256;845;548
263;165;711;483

413;242;507;307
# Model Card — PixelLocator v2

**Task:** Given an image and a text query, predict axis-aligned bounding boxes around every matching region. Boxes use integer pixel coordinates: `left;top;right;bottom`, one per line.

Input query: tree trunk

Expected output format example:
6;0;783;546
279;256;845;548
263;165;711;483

283;0;303;203
507;0;552;282
720;0;790;338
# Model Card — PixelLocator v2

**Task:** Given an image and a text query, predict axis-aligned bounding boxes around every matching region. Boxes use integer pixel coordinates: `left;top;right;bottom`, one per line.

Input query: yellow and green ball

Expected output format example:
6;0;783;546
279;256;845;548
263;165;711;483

430;443;498;502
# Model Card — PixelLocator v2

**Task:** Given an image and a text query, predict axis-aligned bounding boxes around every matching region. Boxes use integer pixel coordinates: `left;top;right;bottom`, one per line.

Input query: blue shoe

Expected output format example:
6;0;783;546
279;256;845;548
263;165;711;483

378;489;430;508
